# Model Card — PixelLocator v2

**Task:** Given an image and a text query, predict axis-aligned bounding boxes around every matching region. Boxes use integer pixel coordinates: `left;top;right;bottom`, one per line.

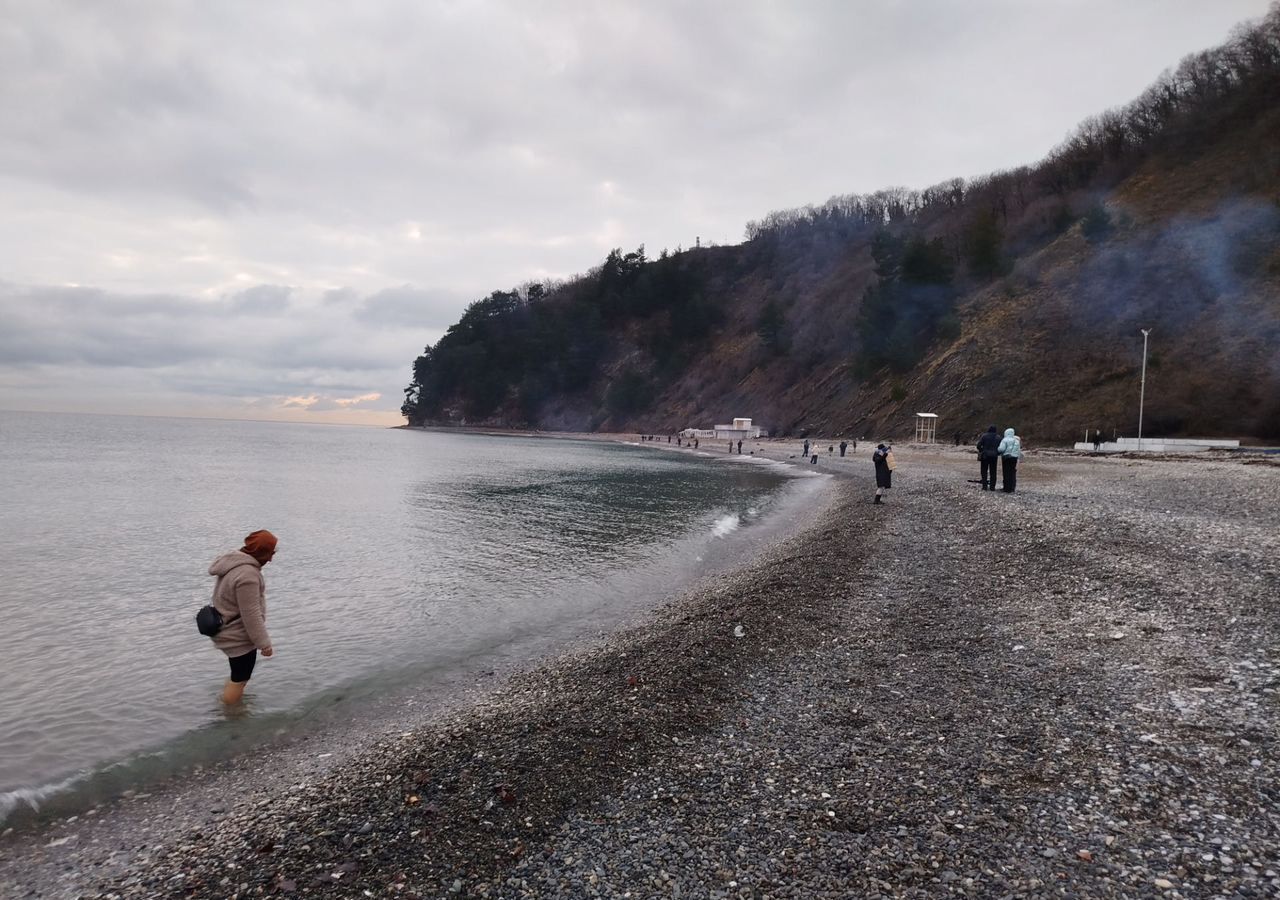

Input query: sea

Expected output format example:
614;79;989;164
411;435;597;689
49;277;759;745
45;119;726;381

0;411;825;824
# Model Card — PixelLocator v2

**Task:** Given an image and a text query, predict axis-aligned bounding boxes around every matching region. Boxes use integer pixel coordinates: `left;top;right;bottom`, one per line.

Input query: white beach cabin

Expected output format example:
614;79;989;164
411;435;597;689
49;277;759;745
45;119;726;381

914;412;938;443
713;417;763;440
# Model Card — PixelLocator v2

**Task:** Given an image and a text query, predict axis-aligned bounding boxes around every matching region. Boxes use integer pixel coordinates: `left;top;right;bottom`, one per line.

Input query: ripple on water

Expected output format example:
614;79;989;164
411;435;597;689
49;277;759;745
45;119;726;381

0;414;810;819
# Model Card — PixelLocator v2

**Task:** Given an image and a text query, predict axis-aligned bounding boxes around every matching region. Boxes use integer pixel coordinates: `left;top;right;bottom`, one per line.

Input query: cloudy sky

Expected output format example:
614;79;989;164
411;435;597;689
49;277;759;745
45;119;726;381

0;0;1270;426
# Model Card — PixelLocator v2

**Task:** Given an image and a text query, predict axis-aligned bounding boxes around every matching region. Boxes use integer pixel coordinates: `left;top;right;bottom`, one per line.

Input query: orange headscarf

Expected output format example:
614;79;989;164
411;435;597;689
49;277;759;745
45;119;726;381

242;529;278;556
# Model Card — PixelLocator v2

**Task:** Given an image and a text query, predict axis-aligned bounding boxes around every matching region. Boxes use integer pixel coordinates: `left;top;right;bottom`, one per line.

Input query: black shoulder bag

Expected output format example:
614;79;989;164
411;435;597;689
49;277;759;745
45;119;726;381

196;567;246;637
196;604;240;637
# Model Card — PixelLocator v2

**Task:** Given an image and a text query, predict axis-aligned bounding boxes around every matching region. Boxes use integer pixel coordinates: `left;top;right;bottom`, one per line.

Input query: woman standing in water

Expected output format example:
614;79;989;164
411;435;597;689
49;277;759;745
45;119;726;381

208;529;278;704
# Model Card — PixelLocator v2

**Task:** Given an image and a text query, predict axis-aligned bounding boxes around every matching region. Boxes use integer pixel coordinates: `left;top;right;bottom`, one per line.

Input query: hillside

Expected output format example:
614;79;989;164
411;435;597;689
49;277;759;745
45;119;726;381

402;9;1280;442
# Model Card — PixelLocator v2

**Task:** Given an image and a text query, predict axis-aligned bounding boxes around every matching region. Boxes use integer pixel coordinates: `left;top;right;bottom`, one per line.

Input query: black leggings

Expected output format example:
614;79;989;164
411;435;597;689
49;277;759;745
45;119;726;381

228;650;257;683
980;457;998;488
1002;457;1018;493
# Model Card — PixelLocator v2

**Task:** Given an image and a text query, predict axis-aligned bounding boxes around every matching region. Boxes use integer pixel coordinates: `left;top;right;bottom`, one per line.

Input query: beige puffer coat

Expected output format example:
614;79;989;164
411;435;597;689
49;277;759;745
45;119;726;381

208;551;271;657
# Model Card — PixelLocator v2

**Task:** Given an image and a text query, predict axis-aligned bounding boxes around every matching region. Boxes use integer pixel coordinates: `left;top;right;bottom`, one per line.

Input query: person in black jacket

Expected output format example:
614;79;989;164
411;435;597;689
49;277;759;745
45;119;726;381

872;443;893;504
976;425;1001;491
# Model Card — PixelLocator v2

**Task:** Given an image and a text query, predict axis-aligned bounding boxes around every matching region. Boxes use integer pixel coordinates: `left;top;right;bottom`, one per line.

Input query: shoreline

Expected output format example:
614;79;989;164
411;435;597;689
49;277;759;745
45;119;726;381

0;438;838;887
0;430;817;828
4;449;1278;897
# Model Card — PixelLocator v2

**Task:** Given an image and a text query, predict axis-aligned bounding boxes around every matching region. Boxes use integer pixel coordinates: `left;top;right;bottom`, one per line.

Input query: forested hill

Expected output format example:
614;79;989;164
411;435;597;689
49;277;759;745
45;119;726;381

403;9;1280;442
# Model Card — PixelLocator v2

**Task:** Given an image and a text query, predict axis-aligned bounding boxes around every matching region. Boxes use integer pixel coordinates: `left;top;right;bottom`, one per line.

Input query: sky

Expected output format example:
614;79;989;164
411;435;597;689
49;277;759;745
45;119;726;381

0;0;1271;426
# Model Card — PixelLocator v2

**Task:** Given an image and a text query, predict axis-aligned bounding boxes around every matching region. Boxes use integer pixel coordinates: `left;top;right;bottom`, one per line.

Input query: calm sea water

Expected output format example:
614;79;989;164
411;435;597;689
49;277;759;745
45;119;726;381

0;412;822;821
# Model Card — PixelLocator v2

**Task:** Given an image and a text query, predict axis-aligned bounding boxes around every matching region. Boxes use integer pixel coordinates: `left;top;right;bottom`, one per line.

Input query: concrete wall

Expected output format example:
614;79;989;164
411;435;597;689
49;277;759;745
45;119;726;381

1074;437;1240;453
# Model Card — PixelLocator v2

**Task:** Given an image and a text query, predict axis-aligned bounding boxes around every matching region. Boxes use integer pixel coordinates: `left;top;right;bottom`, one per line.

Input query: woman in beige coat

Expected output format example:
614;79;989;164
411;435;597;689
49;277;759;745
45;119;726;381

209;529;277;704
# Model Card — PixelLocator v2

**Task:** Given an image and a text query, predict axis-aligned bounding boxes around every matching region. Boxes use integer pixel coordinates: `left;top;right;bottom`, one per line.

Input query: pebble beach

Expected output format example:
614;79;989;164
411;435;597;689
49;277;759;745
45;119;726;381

3;445;1278;898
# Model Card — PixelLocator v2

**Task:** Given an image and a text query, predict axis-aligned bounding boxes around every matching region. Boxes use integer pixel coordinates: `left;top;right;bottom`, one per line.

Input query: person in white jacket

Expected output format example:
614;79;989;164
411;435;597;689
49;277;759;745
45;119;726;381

997;428;1023;493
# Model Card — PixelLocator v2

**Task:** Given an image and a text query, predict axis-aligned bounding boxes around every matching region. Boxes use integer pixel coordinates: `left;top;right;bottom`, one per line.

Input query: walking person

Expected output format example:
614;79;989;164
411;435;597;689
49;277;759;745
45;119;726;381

737;439;742;454
208;529;278;705
976;425;1001;491
997;427;1023;493
872;443;894;504
839;440;847;457
1092;430;1102;452
802;439;810;458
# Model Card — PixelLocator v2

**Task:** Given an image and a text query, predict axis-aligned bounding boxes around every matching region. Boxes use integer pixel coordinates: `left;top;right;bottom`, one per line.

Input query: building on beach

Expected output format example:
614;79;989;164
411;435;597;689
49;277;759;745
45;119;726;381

913;412;938;443
713;417;763;440
680;418;763;441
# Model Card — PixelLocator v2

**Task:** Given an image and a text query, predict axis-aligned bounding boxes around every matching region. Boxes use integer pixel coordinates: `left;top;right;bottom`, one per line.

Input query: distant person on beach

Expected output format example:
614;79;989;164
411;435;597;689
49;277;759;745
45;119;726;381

839;440;847;457
737;439;742;454
976;425;1001;491
208;529;278;705
872;443;894;504
802;439;810;458
997;427;1023;493
1093;431;1102;452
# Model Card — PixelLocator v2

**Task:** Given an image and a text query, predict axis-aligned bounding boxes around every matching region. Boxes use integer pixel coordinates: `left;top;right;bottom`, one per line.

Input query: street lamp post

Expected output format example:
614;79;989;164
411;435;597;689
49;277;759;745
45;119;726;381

1138;328;1152;451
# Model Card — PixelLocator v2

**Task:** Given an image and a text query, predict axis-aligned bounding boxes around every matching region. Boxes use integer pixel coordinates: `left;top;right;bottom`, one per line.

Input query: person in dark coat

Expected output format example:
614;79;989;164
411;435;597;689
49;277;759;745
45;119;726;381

839;440;847;457
976;425;1001;491
872;443;893;504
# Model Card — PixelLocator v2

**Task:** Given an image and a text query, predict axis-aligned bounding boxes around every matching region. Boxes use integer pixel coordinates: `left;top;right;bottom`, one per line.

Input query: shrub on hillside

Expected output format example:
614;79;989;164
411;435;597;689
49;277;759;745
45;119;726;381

1082;203;1113;243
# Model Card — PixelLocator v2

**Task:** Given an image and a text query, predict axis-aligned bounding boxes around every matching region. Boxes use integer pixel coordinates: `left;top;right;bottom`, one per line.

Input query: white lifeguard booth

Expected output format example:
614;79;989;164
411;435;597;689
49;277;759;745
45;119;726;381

914;412;938;443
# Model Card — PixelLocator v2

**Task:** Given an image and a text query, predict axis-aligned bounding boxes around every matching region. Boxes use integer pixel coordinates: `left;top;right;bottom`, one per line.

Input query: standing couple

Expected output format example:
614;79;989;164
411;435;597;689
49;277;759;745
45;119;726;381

976;426;1023;493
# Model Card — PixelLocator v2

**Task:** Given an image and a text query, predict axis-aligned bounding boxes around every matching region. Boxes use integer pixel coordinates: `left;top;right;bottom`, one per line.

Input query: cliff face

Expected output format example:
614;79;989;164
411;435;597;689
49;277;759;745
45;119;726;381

404;11;1280;442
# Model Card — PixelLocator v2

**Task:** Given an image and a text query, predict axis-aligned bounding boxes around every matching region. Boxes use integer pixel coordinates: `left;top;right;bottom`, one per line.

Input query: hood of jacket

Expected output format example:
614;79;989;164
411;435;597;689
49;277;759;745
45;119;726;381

987;425;998;433
209;550;261;577
1004;428;1016;437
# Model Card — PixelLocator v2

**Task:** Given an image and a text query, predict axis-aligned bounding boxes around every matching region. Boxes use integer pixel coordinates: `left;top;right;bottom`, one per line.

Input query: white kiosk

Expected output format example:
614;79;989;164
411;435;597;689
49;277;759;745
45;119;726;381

914;412;938;444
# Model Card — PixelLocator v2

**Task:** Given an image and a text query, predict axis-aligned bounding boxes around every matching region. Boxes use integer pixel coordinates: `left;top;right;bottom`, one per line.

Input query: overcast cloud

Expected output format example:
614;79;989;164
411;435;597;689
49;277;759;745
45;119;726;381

0;0;1270;425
